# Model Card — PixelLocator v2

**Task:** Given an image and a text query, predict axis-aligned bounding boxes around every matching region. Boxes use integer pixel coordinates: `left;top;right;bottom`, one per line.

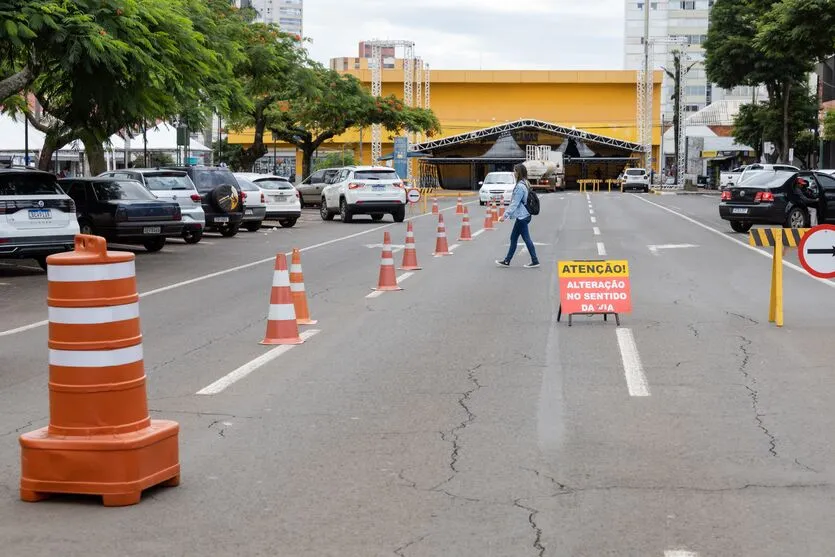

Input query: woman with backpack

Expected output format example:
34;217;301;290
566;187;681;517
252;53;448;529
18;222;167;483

496;164;540;268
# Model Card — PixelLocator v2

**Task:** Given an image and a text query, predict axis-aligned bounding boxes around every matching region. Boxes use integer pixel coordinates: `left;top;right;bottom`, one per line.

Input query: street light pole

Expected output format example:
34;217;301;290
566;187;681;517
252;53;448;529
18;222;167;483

24;115;29;167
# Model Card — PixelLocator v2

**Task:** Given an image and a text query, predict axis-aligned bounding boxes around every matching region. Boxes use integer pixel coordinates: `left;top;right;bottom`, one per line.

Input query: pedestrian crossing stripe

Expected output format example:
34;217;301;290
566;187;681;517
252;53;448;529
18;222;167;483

748;228;809;248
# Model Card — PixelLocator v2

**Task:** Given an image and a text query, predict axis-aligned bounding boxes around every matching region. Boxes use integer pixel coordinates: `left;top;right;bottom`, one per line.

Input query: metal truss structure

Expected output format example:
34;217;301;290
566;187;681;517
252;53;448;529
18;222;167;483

412;119;643;154
676;63;688;187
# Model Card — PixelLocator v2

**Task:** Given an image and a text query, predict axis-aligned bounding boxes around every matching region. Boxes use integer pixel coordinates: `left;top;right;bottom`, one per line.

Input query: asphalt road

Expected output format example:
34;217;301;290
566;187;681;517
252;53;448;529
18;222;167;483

1;192;834;556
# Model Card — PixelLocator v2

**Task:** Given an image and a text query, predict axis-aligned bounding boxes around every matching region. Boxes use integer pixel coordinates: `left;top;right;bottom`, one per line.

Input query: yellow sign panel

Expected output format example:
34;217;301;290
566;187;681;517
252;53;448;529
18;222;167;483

558;260;630;278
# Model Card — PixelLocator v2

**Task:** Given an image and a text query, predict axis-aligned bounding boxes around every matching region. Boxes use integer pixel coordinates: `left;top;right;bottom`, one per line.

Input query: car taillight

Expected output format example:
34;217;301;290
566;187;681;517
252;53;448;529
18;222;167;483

754;191;774;202
261;192;266;204
190;194;201;203
348;183;364;190
394;181;405;189
296;190;300;199
115;207;128;222
68;199;76;213
241;191;247;200
721;190;731;201
0;200;17;214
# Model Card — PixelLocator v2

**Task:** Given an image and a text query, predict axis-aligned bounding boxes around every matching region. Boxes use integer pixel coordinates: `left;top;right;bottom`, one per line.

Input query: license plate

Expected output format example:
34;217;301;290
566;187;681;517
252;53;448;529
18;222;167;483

732;208;749;214
245;209;253;215
277;195;287;201
214;216;229;223
28;209;52;220
492;195;502;200
143;226;161;234
373;185;385;190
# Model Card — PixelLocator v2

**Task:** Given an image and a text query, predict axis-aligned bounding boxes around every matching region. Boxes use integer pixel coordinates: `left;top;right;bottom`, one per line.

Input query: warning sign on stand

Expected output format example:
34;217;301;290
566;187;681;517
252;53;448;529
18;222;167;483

558;260;632;319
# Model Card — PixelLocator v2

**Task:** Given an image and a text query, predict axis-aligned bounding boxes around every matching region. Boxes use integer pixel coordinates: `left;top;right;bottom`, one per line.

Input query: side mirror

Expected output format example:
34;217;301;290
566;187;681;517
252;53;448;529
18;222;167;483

478;181;484;186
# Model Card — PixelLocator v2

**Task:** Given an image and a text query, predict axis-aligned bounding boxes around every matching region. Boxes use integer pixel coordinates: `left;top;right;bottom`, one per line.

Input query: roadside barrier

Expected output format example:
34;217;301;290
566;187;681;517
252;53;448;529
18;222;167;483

433;214;453;256
459;207;473;241
400;222;422;271
455;195;465;214
578;179;602;193
19;234;180;507
290;249;317;325
606;179;619;192
375;232;402;291
748;227;810;327
262;253;304;345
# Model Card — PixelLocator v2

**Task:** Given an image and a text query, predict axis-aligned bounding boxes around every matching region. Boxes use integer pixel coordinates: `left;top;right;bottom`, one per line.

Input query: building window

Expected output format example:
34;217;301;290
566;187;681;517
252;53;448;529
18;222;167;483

680;1;695;9
636;2;658;9
280;7;302;16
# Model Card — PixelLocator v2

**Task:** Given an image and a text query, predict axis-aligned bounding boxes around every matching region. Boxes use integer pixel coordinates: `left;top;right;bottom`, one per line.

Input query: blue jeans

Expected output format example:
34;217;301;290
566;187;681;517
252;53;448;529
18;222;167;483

504;216;539;264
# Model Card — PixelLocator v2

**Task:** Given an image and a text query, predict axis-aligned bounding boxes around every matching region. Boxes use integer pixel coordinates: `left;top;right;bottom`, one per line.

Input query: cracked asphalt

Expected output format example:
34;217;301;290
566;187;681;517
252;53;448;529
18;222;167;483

1;192;835;556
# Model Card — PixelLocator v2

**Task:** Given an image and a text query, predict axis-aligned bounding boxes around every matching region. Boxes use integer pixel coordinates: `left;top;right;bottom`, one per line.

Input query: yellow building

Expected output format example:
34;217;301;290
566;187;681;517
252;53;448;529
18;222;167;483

227;67;663;188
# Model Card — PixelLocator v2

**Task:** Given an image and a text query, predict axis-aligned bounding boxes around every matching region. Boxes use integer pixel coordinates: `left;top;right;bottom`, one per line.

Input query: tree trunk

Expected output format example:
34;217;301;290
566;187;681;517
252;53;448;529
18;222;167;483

0;67;33;101
37;142;57;172
301;144;315;181
781;80;791;163
82;136;107;176
240;116;268;171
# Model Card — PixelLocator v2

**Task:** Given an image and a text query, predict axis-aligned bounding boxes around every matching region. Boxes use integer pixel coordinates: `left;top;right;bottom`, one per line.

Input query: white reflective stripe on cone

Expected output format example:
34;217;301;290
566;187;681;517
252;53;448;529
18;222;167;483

49;344;144;368
268;304;297;321
290;265;303;273
272;272;291;287
48;302;140;325
439;233;447;238
289;283;305;292
47;261;136;283
381;258;395;265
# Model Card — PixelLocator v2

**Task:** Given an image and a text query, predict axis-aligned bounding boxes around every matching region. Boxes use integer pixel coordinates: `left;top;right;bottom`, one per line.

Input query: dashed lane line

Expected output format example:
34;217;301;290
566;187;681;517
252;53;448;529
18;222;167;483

616;327;650;397
472;229;486;238
597;242;607;256
591;216;597;224
593;227;601;236
665;551;698;557
396;272;415;284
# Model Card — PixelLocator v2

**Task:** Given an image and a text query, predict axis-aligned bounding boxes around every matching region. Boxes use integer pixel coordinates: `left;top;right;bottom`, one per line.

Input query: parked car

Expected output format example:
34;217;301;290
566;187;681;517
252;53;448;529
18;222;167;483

0;168;79;270
320;166;407;223
719;165;748;190
737;163;800;186
236;173;301;228
478;172;516;206
719;170;835;232
163;165;243;237
297;168;340;206
98;168;205;244
59;177;182;252
818;169;835;177
622;168;650;192
232;174;268;232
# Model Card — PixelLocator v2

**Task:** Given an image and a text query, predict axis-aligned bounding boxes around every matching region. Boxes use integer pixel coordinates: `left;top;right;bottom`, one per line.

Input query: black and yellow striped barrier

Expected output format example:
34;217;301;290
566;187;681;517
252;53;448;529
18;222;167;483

748;227;810;327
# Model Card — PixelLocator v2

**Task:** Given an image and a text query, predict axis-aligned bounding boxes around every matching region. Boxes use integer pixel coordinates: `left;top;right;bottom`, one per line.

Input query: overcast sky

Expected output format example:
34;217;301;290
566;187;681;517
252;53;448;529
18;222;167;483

303;0;626;71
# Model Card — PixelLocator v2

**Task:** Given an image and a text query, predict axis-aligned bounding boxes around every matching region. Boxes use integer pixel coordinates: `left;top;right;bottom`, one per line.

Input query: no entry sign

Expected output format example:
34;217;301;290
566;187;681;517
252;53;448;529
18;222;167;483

406;188;421;204
798;224;835;279
558;260;632;315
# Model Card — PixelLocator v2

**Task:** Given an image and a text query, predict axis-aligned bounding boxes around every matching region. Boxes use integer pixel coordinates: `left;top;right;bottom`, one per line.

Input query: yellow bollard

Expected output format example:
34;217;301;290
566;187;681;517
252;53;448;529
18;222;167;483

769;238;784;326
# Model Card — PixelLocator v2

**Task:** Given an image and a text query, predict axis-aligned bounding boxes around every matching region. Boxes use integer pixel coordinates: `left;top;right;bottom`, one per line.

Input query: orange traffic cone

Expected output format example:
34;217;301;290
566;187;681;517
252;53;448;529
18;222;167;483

290;248;317;325
483;205;495;231
375;231;403;291
433;213;453;256
455;195;464;214
19;235;180;507
261;253;303;345
432;198;439;215
400;222;422;270
459;207;473;241
492;201;500;223
499;204;506;219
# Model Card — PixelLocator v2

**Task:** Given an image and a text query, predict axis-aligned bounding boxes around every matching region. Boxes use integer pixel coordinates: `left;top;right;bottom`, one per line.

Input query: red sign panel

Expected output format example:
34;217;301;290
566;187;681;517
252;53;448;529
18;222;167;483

558;260;632;315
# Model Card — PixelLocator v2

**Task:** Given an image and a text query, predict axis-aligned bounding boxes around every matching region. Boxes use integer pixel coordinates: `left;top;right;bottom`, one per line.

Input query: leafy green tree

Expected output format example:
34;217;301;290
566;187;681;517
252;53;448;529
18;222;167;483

823;110;835;142
267;66;440;180
213;138;245;171
793;129;818;168
313;151;356;171
732;102;767;161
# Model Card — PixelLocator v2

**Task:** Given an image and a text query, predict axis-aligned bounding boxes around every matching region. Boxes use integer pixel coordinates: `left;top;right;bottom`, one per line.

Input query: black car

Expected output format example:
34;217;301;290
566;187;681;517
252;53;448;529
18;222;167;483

59;178;183;252
719;170;835;232
164;166;243;237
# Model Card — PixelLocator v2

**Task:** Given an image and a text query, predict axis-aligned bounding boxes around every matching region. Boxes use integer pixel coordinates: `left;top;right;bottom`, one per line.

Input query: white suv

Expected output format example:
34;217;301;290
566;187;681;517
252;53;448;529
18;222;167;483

0;169;80;270
320;166;407;223
623;168;650;192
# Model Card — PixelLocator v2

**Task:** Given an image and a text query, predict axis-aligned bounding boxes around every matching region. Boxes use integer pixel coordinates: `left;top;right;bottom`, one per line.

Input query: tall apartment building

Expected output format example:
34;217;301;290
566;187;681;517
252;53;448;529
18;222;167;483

624;0;757;123
330;42;401;72
236;0;303;37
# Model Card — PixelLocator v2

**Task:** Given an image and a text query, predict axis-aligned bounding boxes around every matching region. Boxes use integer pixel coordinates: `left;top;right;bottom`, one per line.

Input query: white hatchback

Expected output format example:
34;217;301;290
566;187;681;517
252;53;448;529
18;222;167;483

479;172;516;205
0;169;80;270
320;166;407;223
236;173;302;228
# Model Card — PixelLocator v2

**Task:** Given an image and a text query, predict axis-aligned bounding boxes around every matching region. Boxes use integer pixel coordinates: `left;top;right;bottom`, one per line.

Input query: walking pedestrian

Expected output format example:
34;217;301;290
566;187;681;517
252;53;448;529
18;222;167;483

496;164;540;268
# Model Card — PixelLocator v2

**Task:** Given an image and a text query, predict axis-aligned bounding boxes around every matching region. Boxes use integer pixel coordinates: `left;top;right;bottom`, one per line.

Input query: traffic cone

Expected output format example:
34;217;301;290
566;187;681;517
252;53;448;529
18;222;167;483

19;235;180;507
375;231;402;291
492;201;500;223
261;253;303;345
434;213;453;256
455;195;464;214
290;248;317;326
483;206;494;231
400;222;422;270
431;198;439;215
459;207;473;241
499;204;506;219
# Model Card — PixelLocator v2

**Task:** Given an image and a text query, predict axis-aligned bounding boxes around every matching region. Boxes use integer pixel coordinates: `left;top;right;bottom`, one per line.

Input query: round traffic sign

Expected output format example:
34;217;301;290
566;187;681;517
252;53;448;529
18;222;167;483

407;188;421;204
798;224;835;279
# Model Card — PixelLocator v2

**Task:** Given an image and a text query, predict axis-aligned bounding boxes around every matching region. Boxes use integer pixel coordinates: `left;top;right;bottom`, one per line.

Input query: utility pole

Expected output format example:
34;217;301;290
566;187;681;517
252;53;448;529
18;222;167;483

643;0;651;173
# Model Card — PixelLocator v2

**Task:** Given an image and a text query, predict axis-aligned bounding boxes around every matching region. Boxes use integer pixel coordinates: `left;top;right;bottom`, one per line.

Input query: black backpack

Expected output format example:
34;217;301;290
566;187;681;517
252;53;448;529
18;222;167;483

524;182;540;216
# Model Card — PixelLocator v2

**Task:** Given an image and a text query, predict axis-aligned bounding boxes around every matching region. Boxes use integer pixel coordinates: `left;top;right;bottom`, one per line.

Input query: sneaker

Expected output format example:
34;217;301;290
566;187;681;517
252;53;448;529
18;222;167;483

495;259;510;267
524;262;540;268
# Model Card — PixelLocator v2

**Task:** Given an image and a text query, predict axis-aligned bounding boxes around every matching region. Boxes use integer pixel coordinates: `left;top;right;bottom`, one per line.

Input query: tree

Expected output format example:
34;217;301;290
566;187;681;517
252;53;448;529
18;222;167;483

824;110;835;142
213;138;245;171
313;151;356;171
267;65;440;180
663;49;698;177
732;102;767;161
793;129;818;168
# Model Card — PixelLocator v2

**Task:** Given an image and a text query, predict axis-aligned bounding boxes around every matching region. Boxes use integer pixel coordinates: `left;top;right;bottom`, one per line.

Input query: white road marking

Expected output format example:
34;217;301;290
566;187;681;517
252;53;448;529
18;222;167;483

633;195;835;289
448;244;460;252
591;216;597;224
196;329;320;395
365;290;384;299
0;203;475;338
593;227;601;236
617;328;650;397
590;209;595;215
665;551;699;557
597;242;607;256
472;229;485;238
365;243;405;253
396;272;414;284
648;243;699;255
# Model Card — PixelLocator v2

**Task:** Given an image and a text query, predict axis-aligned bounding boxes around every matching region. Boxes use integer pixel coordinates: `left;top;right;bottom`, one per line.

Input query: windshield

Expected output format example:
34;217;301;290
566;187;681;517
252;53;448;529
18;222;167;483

736;171;796;188
190;169;238;192
94;181;157;201
143;173;194;191
484;174;515;184
626;169;645;176
0;173;63;196
355;170;399;181
255;179;293;191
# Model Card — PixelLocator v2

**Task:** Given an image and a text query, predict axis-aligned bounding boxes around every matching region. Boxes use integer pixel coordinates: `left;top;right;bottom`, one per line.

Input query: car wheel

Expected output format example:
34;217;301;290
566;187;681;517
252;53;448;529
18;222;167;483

182;229;203;244
785;207;809;229
245;222;262;232
279;218;297;228
479;201;485;206
79;220;94;236
34;255;48;271
371;213;385;222
644;186;649;193
340;198;353;223
143;236;166;253
219;224;240;237
730;221;753;233
320;199;334;221
393;207;406;223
